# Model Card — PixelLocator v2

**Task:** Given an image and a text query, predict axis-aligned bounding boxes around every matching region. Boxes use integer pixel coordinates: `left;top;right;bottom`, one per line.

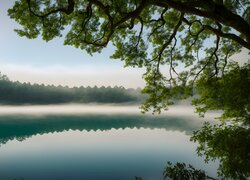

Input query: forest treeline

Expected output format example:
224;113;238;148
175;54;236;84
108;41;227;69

0;73;144;104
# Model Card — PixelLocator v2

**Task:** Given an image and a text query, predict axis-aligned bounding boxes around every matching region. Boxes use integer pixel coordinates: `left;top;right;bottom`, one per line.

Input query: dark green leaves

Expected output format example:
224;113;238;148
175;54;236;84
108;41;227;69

192;63;250;123
163;161;215;180
191;122;250;179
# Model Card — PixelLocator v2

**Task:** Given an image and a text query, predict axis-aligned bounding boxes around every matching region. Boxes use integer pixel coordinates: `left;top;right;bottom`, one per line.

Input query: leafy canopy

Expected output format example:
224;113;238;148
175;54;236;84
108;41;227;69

163;161;216;180
193;63;250;123
191;122;250;179
8;0;250;117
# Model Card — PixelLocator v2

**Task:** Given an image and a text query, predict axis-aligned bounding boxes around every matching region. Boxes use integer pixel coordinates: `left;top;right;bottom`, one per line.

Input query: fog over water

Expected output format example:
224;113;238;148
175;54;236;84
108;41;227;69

0;104;220;119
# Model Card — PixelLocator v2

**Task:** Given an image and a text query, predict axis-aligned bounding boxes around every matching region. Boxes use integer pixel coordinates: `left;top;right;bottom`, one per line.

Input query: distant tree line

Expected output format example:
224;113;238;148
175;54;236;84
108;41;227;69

0;73;144;104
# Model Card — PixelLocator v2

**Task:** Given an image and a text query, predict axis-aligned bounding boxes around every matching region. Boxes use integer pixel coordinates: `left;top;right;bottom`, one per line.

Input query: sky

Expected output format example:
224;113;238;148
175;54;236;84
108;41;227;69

1;1;249;88
0;0;145;88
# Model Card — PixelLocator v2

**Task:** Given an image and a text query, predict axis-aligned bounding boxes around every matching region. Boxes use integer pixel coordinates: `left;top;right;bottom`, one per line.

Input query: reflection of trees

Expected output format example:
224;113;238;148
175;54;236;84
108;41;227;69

0;114;203;146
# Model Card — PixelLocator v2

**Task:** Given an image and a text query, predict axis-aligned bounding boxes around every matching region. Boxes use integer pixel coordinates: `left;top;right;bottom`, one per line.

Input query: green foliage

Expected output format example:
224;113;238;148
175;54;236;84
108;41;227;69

191;122;250;179
0;74;143;104
192;63;250;124
163;161;215;180
7;0;250;115
190;63;250;179
141;70;193;114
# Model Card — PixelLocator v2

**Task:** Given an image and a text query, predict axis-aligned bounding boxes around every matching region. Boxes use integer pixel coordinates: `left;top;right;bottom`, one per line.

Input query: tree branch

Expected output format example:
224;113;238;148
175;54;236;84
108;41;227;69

153;0;250;47
183;18;250;50
193;35;220;83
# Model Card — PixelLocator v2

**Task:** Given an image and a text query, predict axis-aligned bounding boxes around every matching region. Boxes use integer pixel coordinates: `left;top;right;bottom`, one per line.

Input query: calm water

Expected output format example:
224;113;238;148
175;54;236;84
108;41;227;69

0;105;219;180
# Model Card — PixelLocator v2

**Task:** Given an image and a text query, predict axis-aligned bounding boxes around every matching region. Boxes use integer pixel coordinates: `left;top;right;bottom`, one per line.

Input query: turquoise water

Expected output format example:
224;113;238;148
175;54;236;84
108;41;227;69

0;106;218;180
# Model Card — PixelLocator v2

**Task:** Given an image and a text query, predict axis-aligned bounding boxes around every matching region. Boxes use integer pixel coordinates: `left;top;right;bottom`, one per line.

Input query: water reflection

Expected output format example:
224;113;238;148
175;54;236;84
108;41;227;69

0;124;218;180
0;114;206;146
0;105;219;180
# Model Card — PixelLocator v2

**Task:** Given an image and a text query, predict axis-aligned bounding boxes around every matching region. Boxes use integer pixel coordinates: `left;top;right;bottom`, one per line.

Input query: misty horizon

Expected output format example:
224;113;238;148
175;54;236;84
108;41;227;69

0;64;146;88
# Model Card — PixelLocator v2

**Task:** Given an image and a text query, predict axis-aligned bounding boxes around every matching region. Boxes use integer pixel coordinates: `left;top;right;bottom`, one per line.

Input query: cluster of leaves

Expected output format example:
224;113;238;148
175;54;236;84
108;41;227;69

192;63;250;123
8;0;250;114
191;122;250;179
0;73;143;104
163;161;216;180
189;62;250;179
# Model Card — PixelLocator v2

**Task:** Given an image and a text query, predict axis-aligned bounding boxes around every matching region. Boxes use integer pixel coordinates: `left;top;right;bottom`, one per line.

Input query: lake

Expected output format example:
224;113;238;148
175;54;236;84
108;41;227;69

0;104;219;180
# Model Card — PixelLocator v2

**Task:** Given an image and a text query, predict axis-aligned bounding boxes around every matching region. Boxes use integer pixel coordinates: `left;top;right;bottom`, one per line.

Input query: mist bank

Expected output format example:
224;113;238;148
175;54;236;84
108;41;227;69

0;73;145;105
0;104;220;119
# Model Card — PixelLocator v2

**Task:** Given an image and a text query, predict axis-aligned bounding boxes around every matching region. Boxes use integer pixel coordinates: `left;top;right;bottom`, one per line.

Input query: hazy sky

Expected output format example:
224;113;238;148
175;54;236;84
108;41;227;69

0;1;145;88
1;1;249;88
